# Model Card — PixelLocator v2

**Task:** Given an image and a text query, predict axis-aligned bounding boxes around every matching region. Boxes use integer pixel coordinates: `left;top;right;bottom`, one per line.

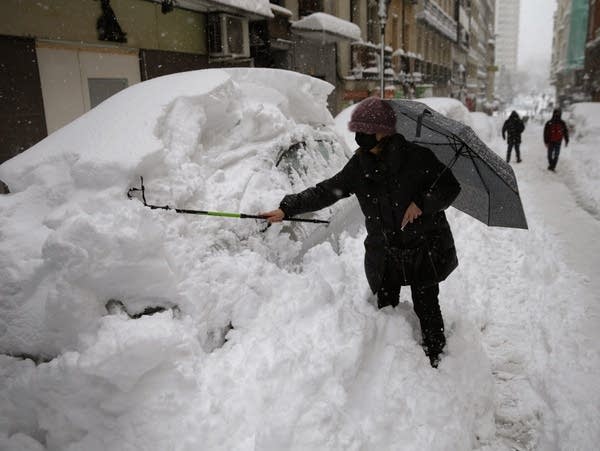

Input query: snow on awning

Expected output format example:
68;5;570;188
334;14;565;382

270;3;292;17
209;0;273;17
172;0;274;19
291;12;361;43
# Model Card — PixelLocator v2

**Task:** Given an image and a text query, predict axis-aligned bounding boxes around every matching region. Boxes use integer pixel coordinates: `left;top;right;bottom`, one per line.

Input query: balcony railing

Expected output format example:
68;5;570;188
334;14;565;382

416;1;457;41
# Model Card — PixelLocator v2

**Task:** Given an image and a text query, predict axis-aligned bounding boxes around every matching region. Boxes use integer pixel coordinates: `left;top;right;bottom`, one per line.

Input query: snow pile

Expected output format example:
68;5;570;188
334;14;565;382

0;71;499;451
292;12;362;41
333;102;357;151
0;68;343;357
418;98;473;128
568;102;600;138
469;112;499;144
559;102;600;216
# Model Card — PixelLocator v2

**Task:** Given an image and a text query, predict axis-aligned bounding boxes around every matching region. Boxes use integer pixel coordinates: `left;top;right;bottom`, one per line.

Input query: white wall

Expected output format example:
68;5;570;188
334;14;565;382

36;43;141;133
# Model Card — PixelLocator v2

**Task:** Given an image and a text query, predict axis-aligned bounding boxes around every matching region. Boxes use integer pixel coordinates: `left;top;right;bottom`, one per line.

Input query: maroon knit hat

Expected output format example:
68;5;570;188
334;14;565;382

348;97;396;135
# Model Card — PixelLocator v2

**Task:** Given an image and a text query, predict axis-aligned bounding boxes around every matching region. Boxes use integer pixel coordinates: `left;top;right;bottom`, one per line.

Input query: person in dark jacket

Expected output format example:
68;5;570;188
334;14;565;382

260;98;461;368
543;109;569;171
502;111;525;163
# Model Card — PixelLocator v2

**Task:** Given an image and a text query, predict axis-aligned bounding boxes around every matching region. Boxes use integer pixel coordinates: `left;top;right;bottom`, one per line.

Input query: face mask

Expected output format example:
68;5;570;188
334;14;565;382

355;132;379;150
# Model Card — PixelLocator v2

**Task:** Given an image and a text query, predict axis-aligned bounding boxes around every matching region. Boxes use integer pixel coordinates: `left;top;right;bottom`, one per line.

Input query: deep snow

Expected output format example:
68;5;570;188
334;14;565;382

0;70;599;450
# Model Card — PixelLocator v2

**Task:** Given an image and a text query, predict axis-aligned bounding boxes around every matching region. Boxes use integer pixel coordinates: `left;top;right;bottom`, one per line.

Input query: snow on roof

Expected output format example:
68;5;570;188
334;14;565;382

211;0;274;18
270;3;292;17
291;12;361;41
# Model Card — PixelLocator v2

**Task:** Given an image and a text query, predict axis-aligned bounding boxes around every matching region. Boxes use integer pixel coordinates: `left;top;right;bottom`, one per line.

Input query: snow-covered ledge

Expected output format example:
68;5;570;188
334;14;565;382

151;0;274;19
291;12;361;43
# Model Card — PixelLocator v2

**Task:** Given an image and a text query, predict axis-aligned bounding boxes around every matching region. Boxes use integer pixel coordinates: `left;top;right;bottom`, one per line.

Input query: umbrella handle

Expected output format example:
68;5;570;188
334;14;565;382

416;109;432;138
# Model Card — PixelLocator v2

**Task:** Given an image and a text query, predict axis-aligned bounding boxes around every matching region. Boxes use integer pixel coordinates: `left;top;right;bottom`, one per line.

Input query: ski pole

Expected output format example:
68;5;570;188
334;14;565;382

127;177;329;224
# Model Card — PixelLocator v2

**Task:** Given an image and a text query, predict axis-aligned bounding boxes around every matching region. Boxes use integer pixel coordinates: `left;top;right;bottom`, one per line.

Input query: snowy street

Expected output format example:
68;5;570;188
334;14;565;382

0;69;598;451
458;122;600;450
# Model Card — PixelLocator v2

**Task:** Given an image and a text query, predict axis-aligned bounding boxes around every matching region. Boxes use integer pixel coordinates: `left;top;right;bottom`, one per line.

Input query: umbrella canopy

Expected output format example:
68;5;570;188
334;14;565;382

385;99;528;229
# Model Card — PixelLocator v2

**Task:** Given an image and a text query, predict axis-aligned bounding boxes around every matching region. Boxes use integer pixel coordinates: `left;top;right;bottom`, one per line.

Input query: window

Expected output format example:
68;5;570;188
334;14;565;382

226;16;244;55
88;78;128;108
208;13;250;57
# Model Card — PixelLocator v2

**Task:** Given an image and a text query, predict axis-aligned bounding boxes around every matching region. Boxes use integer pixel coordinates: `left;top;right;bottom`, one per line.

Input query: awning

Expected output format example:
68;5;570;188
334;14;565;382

163;0;274;20
291;12;361;43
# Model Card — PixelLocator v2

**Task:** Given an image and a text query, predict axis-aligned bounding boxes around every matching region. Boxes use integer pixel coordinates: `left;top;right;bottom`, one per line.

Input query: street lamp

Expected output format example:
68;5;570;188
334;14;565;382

378;0;390;98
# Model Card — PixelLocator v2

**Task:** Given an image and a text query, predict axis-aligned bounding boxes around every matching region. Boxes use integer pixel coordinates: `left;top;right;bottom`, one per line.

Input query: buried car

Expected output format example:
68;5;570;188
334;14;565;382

0;68;356;359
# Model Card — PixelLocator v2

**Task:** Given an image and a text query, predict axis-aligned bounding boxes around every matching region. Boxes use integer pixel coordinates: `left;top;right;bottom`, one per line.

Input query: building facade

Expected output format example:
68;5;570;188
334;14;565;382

0;0;275;165
550;0;590;106
494;0;519;73
464;0;496;111
585;0;600;100
1;0;500;165
494;0;519;102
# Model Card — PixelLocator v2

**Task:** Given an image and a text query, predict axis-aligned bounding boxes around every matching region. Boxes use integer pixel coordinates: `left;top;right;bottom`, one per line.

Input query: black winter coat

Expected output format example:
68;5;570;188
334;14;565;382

502;114;525;145
280;134;461;293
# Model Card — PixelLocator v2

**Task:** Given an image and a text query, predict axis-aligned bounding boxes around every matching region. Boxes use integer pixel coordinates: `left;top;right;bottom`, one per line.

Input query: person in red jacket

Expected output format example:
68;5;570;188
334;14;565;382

543;109;569;171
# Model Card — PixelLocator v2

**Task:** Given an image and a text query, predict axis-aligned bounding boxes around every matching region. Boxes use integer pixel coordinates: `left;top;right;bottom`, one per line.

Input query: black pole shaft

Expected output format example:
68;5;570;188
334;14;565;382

129;177;329;224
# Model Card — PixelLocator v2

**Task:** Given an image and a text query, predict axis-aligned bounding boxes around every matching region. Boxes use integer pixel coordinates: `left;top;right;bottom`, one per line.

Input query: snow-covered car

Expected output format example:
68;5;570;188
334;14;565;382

0;68;354;358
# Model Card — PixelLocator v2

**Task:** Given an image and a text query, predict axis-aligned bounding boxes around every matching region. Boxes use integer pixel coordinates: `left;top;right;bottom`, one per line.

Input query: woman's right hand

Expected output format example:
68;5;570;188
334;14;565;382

260;209;285;223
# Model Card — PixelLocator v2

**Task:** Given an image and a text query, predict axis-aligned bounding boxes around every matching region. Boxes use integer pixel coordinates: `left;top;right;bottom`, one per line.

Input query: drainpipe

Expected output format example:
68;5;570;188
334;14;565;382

378;0;389;98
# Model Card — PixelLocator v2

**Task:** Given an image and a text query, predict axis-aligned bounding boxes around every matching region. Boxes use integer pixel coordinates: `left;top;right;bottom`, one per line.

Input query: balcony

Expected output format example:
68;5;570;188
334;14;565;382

416;1;457;41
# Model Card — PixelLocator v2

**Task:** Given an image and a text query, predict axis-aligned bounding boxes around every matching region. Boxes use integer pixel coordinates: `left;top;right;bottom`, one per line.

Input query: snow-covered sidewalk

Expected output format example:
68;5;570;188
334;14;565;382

458;121;600;450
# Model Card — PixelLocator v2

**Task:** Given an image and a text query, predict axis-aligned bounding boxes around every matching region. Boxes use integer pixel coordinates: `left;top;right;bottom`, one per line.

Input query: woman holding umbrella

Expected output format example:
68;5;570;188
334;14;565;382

261;97;461;368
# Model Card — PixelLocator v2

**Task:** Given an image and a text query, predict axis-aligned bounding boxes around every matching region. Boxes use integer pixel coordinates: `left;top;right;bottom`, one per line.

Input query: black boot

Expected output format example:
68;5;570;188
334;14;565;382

422;329;445;368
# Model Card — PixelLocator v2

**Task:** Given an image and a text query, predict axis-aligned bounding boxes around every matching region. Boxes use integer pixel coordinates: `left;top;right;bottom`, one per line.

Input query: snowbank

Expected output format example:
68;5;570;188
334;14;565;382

559;102;600;216
568;102;600;139
469;112;499;144
0;74;501;451
0;68;345;358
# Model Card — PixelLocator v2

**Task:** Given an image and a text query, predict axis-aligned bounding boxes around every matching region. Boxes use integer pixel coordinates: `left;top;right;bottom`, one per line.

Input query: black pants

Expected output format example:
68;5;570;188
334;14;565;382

377;262;446;361
506;142;521;162
547;142;561;169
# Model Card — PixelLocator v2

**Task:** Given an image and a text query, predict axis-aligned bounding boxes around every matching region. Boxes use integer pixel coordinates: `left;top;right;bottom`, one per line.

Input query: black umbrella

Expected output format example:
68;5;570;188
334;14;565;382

385;99;528;229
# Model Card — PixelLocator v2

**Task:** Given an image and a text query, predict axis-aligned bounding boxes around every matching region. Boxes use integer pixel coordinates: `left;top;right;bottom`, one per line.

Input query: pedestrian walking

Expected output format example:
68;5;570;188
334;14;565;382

543;109;569;171
502;111;525;163
260;97;461;368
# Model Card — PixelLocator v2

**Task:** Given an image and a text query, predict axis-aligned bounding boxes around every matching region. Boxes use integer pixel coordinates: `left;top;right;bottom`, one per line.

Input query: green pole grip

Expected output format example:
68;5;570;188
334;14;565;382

206;211;241;218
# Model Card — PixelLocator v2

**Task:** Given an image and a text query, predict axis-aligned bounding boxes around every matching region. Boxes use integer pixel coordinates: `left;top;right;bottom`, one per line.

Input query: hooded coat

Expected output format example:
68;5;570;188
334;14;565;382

543;109;569;145
279;134;461;293
502;111;525;145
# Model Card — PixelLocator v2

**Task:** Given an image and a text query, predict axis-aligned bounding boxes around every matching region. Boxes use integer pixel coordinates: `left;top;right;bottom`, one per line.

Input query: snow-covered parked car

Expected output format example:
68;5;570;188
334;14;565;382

0;68;354;359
